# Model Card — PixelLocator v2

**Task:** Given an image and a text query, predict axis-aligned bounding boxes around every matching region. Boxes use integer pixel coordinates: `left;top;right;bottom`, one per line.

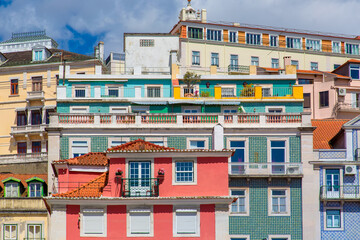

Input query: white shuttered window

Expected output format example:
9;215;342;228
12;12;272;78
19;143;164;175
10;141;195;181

83;209;105;235
130;209;151;234
176;209;198;234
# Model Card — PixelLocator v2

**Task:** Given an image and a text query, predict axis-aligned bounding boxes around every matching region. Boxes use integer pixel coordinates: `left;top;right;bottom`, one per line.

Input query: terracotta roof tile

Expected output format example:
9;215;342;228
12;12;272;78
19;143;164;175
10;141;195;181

107;139;175;152
53;172;107;198
312;119;349;149
53;152;108;166
297;69;322;74
0;174;47;197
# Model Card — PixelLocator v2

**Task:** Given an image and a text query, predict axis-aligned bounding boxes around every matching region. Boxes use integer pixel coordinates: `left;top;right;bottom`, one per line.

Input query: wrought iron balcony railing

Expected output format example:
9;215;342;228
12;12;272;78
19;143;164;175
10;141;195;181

119;178;160;197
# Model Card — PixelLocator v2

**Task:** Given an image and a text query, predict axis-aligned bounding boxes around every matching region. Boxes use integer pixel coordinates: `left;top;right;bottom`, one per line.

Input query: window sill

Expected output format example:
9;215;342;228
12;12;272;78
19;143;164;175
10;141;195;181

9;94;19;97
269;212;290;216
319;106;329;109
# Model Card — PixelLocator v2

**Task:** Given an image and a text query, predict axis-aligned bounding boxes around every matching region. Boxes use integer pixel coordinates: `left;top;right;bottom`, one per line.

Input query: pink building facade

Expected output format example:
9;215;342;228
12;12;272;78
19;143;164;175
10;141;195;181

45;140;234;240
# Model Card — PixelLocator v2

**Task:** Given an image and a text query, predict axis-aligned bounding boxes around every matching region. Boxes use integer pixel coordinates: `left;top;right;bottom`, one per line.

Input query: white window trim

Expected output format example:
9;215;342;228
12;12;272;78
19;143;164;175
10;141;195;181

267;137;289;163
69;106;90;113
105;84;123;97
173;206;200;237
127;206;154;237
265;106;285;113
125;158;154;178
269;35;279;47
305;38;322;51
80;207;107;237
145;137;168;147
322;167;344;189
186;26;205;40
191;50;201;66
345;42;360;54
228;31;238;43
323;206;344;231
261;84;273;97
181;105;201;113
229;187;249;216
2;223;18;240
250;56;260;66
220;84;236;96
332;41;341;53
25;221;45;240
109;106;129;113
72;85;90;98
144;84;163;98
108;137;130;148
245;32;262;45
285;36;302;50
172;158;198;185
206;29;223;41
268;187;291;216
69;138;90;158
187;137;209;149
226;137;249;163
268;234;291;240
229;235;250;240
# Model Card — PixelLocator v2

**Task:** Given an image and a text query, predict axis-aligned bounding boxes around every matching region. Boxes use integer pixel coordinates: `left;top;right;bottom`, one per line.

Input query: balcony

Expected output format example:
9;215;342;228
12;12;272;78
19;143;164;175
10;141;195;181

0;198;46;212
318;149;347;161
229;162;303;177
51;112;311;129
119;178;160;197
228;65;250;74
337;102;360;112
320;185;360;201
0;153;47;164
26;91;44;101
11;124;48;136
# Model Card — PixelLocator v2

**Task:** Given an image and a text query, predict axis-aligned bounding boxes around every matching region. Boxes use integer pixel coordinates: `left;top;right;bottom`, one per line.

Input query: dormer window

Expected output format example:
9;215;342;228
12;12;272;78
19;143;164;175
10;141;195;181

2;177;21;197
32;45;50;61
26;177;45;197
34;50;43;61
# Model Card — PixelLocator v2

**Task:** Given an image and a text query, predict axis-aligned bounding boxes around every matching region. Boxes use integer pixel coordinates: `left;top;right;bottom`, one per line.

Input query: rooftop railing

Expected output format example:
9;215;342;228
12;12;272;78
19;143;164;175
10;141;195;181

229;162;303;176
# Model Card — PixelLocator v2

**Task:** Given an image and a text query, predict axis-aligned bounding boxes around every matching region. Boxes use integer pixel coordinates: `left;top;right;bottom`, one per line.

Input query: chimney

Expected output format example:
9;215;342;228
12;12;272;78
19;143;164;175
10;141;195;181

201;9;207;23
283;56;291;68
179;8;186;21
95;41;105;63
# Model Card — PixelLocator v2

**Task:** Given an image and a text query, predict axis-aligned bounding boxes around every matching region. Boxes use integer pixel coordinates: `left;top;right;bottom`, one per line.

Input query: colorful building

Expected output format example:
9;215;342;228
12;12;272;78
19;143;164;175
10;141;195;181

45;140;234;240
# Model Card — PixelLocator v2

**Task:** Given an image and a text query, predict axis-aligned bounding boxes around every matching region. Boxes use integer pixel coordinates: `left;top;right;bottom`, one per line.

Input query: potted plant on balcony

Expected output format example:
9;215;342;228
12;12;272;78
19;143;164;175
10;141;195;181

158;168;165;179
183;71;201;97
115;169;123;176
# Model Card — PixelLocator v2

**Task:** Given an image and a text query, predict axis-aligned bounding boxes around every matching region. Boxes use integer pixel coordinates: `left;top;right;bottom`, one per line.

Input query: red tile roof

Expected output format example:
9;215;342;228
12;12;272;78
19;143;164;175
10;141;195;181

297;69;322;74
312;119;349;149
53;172;108;198
0;174;47;197
53;152;108;166
107;139;175;152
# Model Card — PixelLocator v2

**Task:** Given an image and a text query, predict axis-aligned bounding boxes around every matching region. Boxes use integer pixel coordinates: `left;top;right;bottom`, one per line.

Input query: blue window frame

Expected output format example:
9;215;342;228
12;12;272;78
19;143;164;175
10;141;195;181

207;29;221;41
175;161;194;182
326;209;341;228
230;141;245;162
271;140;286;174
350;64;360;80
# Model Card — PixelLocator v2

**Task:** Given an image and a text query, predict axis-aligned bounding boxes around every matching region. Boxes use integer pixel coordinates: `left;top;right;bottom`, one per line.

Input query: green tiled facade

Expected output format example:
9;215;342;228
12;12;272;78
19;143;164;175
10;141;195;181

229;178;302;240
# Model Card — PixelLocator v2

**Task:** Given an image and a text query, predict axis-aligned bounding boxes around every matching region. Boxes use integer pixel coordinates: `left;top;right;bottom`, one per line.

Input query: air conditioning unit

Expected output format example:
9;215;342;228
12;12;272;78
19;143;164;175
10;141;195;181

286;166;300;174
279;70;286;75
345;165;356;175
338;88;347;96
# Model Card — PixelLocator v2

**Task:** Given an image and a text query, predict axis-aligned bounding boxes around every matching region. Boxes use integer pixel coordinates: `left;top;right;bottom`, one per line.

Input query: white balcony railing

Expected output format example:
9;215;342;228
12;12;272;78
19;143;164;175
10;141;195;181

51;112;311;129
229;162;303;176
11;124;48;135
318;149;347;161
26;91;44;100
0;152;47;164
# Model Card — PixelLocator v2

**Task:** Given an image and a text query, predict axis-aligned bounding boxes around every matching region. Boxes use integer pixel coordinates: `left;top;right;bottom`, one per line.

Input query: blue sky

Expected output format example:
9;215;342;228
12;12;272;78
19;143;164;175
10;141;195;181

0;0;359;57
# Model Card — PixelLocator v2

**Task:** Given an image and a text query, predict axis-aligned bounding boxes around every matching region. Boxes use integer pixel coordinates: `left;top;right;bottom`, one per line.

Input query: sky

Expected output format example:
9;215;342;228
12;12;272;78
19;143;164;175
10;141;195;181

0;0;359;57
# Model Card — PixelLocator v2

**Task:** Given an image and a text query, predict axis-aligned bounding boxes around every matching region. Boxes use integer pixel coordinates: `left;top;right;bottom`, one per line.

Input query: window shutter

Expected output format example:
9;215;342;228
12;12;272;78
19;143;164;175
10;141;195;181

351;93;356;108
83;209;104;234
130;210;150;234
176;209;197;234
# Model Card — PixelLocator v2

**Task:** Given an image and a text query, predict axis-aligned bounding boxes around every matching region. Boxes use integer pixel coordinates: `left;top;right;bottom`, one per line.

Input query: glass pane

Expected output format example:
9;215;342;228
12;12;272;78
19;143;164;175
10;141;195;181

272;149;285;162
271;141;285;147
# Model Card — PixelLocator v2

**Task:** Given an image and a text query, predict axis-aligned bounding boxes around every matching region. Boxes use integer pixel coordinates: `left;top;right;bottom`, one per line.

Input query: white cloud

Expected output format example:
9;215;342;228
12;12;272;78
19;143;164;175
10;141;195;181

0;0;359;56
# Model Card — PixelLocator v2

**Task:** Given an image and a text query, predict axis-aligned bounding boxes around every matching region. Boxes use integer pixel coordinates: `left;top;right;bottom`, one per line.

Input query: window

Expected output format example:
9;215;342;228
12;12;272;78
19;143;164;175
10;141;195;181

270;189;289;215
270;35;278;47
74;86;87;98
207;29;221;41
182;106;200;113
298;79;314;85
230;54;238;70
107;87;119;97
81;209;106;236
230;189;247;214
5;183;19;197
147;86;161;98
192;51;200;65
110;140;127;148
246;33;261;45
71;140;89;157
46;109;55;124
333;42;341;53
3;224;17;240
326;209;341;229
346;43;359;55
306;39;321;51
140;39;154;47
267;108;283;113
320;91;329;107
291;60;299;69
211;52;219;67
29;182;42;197
17;111;27;126
31;76;42;91
17;142;27;154
221;87;235;97
350;64;360;80
251;56;259;66
271;58;279;68
174;208;199;236
230;141;245;163
32;141;41;153
304;93;311;109
129;209;151;235
286;37;301;49
31;110;42;125
188;27;203;39
229;31;237;43
131;106;149;113
34;50;43;61
175;161;194;183
189;140;205;149
70;106;89;113
334;64;341;70
310;62;318;70
269;236;290;240
10;79;18;95
270;140;286;174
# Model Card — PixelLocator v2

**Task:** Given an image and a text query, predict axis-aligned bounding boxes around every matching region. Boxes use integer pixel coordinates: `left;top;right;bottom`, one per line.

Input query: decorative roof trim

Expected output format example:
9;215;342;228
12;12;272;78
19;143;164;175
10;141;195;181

2;177;21;183
25;176;45;183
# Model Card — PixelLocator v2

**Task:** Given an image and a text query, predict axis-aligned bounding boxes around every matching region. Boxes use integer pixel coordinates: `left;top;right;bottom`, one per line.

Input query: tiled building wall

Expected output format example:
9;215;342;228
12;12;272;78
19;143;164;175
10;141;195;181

229;178;302;240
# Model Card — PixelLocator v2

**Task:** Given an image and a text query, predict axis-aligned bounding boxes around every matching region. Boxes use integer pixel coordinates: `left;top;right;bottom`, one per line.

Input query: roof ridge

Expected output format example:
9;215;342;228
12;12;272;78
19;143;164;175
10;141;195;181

107;139;175;152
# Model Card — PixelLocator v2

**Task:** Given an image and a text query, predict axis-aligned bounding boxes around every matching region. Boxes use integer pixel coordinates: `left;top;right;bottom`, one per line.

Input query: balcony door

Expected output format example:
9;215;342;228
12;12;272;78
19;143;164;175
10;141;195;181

326;169;340;199
129;161;151;197
270;140;286;174
230;141;245;174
